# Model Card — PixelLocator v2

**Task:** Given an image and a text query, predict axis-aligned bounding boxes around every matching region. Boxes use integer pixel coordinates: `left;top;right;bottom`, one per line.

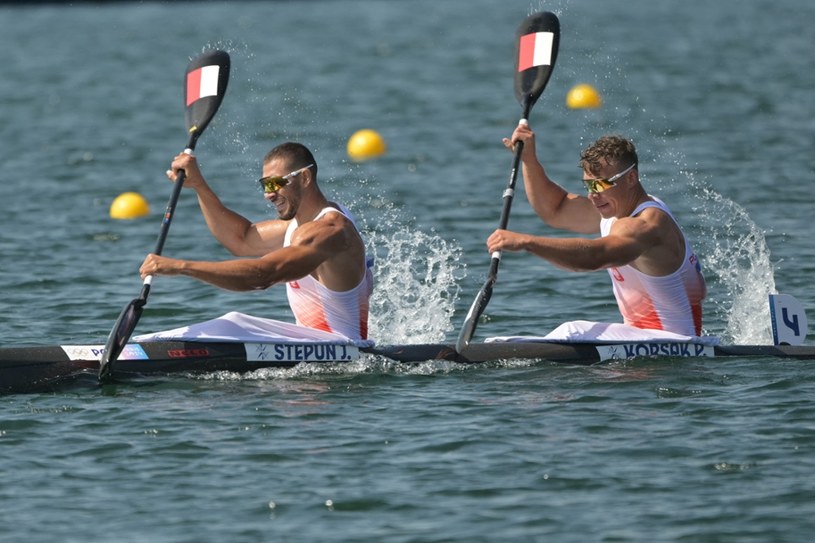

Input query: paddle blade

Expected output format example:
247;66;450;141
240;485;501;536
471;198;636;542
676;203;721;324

456;276;495;353
184;49;230;146
98;298;144;381
514;11;560;111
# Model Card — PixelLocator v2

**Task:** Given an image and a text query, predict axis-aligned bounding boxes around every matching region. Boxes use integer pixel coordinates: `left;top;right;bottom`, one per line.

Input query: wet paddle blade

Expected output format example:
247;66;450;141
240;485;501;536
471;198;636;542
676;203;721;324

184;50;230;146
456;276;495;353
514;11;560;112
98;298;144;381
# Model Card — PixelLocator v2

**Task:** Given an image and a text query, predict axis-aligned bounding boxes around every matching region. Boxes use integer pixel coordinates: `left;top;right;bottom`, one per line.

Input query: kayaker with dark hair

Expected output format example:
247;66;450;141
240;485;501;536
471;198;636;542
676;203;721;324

139;142;373;340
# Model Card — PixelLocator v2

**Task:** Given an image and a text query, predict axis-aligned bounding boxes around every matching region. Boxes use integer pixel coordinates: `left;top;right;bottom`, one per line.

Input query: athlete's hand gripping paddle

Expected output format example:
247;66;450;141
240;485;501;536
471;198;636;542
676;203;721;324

456;12;560;353
99;50;230;382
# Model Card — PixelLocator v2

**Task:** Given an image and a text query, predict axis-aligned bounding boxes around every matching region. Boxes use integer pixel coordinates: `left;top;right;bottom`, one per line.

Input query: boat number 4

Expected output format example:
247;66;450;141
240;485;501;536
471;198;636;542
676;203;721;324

769;294;809;345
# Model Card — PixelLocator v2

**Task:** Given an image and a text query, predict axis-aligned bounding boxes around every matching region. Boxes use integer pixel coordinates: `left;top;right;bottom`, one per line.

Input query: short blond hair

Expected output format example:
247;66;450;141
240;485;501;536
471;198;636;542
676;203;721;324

579;135;638;175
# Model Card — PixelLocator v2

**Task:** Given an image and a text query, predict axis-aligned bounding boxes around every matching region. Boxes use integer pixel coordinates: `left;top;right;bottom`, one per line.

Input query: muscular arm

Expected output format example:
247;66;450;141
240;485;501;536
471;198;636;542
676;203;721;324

487;214;666;273
507;123;599;235
191;182;279;256
140;213;360;291
169;152;284;256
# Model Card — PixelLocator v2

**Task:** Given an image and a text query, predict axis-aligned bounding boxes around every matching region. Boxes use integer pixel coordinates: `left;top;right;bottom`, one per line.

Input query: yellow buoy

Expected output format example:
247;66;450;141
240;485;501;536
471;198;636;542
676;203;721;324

110;191;150;220
347;129;387;162
566;84;603;109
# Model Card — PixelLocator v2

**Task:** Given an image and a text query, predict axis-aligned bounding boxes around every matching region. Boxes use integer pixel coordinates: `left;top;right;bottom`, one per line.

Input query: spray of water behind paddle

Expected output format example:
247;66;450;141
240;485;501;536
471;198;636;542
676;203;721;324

360;201;463;345
687;176;777;344
655;157;778;345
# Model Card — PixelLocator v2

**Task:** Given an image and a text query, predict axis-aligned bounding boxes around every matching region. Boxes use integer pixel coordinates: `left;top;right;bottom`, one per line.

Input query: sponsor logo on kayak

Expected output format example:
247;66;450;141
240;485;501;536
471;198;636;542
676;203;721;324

61;344;149;361
167;348;210;358
597;343;714;361
245;343;359;362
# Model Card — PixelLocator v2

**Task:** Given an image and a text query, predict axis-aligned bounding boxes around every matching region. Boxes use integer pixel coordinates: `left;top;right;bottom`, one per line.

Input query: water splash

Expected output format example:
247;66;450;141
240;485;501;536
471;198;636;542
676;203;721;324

683;171;776;344
362;206;464;344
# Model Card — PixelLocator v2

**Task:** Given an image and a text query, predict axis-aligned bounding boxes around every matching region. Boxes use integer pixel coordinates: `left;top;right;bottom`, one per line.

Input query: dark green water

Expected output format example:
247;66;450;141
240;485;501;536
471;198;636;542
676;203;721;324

2;1;814;541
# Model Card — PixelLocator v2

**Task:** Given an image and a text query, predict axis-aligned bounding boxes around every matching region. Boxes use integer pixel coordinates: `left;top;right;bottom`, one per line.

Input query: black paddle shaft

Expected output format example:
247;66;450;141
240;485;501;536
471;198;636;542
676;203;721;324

456;103;528;350
456;12;559;353
133;155;189;304
486;99;532;280
142;139;195;302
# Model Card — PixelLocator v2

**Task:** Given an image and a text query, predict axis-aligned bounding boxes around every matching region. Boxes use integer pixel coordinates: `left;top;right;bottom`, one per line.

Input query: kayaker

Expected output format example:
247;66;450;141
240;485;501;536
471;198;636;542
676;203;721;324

139;142;373;340
486;122;706;336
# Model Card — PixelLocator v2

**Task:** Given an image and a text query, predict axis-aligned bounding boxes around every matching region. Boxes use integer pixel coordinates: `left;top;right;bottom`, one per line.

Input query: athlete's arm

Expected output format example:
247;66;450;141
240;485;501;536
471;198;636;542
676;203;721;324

487;214;664;273
139;214;358;291
507;123;599;235
168;152;285;257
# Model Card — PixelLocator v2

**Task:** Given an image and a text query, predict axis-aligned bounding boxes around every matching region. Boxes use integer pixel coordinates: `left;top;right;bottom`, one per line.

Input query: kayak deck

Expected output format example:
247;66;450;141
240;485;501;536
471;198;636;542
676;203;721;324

2;340;815;395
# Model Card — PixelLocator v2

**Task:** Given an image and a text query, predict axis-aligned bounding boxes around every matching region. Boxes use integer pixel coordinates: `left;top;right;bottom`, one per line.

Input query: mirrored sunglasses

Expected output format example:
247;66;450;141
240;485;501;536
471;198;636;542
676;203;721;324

582;163;636;194
258;163;314;193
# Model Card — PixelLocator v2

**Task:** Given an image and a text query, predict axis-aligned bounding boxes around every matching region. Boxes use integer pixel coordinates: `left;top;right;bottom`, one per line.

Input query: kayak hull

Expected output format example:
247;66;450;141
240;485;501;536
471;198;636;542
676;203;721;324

2;340;815;395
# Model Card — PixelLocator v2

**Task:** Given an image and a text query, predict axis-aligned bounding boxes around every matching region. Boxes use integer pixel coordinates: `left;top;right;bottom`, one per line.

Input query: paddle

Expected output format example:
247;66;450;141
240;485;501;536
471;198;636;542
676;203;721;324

98;50;230;382
456;12;560;353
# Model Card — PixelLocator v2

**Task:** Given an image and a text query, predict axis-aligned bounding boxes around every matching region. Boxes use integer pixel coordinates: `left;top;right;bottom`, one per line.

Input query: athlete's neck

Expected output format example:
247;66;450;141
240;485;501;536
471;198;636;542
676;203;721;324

294;193;331;224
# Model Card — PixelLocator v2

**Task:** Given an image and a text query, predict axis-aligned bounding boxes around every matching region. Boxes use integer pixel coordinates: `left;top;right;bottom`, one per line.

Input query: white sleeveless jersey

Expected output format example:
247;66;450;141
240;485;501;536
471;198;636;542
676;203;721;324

283;204;374;340
600;197;706;336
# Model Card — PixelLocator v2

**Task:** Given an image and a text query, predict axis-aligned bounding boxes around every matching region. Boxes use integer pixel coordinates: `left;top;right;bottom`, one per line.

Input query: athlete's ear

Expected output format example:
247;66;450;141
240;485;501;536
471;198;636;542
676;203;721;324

620;168;636;187
301;167;314;186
